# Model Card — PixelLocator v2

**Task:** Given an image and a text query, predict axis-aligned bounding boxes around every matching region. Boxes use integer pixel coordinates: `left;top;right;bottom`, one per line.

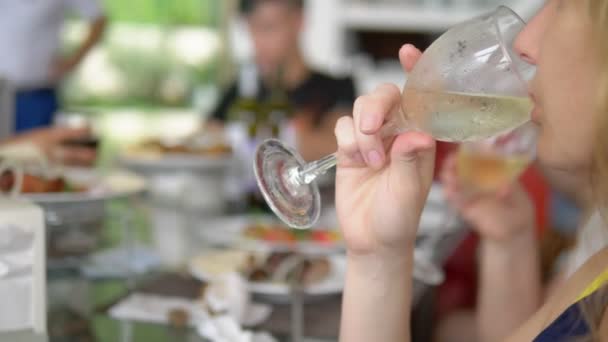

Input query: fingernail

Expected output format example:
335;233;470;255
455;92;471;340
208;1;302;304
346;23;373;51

367;150;384;168
361;115;378;133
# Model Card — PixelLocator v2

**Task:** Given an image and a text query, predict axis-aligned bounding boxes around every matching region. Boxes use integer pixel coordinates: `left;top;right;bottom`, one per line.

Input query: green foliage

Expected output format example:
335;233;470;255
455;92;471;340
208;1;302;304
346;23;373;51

61;1;224;109
103;0;220;26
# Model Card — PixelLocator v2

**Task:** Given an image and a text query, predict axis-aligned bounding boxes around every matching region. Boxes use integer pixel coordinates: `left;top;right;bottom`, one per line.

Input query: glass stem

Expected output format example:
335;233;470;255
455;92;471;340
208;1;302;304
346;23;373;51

295;119;402;185
297;153;338;185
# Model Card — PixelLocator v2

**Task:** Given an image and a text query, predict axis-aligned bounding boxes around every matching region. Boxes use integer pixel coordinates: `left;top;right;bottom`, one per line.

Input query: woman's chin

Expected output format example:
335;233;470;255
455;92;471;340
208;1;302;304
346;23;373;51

538;146;590;173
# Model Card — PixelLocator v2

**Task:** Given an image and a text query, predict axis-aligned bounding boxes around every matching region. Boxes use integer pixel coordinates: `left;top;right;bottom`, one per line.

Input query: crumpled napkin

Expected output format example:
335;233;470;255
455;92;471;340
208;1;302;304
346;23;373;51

197;315;277;342
198;272;275;342
204;272;272;327
109;293;208;326
109;272;273;342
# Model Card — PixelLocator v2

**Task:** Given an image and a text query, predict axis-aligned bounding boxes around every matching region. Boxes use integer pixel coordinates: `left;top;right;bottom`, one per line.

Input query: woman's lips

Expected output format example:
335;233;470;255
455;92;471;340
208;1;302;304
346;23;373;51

529;93;541;123
531;105;541;123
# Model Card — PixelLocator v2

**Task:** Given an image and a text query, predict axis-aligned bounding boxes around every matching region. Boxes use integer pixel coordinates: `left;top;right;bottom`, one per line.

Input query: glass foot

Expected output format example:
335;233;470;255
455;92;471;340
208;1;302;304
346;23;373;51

254;139;321;229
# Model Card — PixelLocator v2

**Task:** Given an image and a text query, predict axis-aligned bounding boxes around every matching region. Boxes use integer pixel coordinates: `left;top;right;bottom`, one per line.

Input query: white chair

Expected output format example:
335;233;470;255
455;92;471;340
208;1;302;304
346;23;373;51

0;198;47;341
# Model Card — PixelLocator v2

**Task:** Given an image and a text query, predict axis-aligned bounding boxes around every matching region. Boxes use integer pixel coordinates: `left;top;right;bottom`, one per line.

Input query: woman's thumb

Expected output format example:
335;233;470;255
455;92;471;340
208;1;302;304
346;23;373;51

389;132;436;176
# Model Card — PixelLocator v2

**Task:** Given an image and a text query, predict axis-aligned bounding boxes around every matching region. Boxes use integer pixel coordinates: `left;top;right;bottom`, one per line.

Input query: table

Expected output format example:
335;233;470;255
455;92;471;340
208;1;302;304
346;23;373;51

41;184;464;342
0;331;47;342
42;201;348;342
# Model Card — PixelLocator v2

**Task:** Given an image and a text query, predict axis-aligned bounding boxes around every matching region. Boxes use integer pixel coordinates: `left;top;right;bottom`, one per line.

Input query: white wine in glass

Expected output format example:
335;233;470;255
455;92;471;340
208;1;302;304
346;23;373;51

457;120;537;194
457;149;531;193
398;90;532;142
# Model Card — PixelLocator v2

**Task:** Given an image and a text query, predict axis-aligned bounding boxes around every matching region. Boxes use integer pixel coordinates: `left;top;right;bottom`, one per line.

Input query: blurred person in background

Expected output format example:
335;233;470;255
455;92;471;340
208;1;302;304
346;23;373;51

0;0;107;133
211;0;356;161
336;0;608;340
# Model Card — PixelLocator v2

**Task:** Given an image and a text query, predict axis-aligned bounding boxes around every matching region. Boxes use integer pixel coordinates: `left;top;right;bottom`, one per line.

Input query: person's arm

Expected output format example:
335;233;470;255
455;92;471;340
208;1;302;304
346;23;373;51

51;0;107;82
441;154;543;341
336;45;435;342
477;229;542;341
2;127;97;166
51;16;106;82
71;16;106;69
341;251;414;342
207;83;238;127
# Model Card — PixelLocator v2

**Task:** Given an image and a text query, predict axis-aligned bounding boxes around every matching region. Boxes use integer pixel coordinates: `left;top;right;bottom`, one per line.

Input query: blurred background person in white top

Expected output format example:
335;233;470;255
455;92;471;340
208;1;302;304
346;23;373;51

0;0;106;133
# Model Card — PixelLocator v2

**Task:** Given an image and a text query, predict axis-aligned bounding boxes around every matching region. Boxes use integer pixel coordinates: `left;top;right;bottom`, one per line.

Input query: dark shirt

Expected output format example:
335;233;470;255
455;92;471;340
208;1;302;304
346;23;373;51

211;71;356;126
533;285;608;341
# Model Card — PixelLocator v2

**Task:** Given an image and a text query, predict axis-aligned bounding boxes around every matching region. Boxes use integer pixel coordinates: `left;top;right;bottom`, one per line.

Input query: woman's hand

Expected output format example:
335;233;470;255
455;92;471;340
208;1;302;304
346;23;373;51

441;152;542;342
335;45;436;257
9;127;98;166
440;152;535;245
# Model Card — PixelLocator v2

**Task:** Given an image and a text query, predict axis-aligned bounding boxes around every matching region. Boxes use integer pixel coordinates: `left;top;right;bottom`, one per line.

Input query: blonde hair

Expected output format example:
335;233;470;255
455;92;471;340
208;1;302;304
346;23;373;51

580;0;608;339
590;0;608;213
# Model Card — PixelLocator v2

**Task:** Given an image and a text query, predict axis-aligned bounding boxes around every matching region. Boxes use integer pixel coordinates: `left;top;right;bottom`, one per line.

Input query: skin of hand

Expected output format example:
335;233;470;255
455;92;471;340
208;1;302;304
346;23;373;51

335;44;436;257
6;127;98;167
440;151;541;341
337;44;435;342
440;152;536;245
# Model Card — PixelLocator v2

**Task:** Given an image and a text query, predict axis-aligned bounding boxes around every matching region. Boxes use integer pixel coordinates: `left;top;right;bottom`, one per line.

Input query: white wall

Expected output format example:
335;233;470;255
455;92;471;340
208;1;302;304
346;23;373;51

228;0;544;82
301;0;347;75
228;0;347;74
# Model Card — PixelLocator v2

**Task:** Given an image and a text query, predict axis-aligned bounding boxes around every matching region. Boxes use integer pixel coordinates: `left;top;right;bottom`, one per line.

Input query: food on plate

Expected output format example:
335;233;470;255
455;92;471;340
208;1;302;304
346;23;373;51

0;150;86;194
0;171;86;194
167;308;190;328
190;250;251;278
127;131;232;158
243;223;341;245
135;139;231;156
0;143;89;194
191;250;333;287
240;251;331;286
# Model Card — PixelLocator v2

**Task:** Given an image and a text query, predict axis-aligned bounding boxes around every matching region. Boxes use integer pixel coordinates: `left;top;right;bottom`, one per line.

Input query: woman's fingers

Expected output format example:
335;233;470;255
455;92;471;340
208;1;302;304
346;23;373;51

440;153;458;185
352;84;402;170
399;44;423;73
441;152;473;208
51;126;92;142
52;146;97;166
389;131;436;184
390;132;435;164
335;116;365;167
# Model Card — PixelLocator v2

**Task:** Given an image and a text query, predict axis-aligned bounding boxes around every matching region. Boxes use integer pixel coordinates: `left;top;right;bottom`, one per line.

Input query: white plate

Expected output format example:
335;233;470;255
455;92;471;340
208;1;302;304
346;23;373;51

197;215;344;255
247;255;346;296
189;250;346;297
196;198;453;254
20;168;146;204
120;153;233;172
109;293;273;329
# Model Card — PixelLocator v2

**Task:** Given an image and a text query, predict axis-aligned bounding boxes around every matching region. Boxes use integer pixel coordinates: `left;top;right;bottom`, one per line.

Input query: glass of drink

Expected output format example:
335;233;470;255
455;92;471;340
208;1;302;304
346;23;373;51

457;121;537;195
254;6;535;231
414;121;537;285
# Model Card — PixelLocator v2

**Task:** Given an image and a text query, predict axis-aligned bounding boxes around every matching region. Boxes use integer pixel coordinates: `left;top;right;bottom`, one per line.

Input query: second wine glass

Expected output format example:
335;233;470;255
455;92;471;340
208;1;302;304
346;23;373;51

457;121;537;195
415;121;538;285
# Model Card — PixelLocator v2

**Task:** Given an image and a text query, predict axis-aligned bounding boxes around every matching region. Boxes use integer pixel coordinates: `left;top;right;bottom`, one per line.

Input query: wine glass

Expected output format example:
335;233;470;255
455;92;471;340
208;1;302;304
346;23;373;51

457;122;537;196
254;6;535;230
457;121;537;195
414;121;538;285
